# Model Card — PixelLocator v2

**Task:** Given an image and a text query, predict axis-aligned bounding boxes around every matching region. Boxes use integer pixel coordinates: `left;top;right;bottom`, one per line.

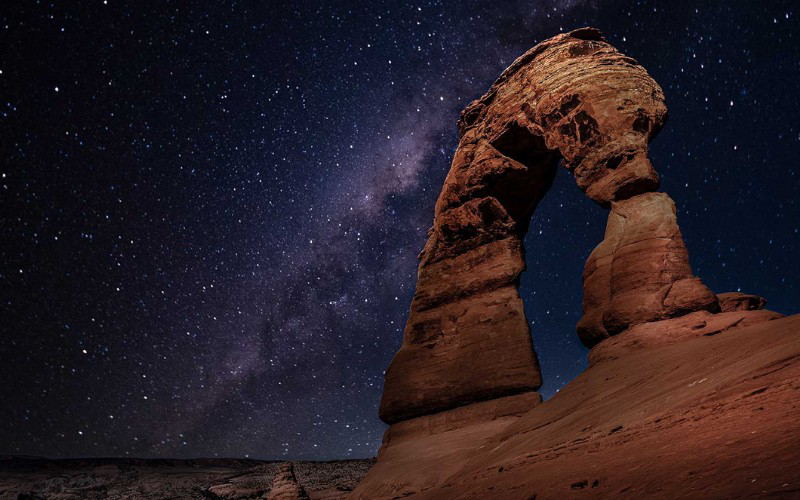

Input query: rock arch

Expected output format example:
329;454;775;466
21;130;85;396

379;28;719;424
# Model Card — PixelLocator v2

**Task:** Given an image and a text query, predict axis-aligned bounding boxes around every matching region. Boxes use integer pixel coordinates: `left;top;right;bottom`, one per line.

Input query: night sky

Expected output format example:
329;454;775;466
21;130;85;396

2;1;798;460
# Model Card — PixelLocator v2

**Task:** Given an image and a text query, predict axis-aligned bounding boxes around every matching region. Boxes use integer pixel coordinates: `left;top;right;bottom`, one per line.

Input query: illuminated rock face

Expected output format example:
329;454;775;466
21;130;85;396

379;28;717;425
576;191;719;347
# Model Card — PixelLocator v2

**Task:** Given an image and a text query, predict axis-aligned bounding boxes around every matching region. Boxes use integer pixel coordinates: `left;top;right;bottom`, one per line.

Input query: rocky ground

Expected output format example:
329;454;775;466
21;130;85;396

354;314;800;498
0;456;374;499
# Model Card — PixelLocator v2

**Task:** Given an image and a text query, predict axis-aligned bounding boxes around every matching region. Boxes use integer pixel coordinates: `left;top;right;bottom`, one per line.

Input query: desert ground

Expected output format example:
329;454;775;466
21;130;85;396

0;456;374;499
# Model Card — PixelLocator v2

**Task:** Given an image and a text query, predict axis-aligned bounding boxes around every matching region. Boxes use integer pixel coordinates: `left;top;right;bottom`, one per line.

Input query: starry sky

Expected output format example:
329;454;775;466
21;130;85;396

2;1;798;460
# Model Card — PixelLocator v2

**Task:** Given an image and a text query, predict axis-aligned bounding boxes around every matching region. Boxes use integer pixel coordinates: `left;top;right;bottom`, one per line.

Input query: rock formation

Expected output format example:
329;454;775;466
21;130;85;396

577;191;719;345
381;26;717;426
355;27;795;499
357;314;800;498
267;462;310;500
717;291;768;312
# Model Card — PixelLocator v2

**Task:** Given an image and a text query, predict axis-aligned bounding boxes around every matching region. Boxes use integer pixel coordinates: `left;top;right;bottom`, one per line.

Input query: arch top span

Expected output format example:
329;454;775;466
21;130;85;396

455;26;665;207
379;28;718;425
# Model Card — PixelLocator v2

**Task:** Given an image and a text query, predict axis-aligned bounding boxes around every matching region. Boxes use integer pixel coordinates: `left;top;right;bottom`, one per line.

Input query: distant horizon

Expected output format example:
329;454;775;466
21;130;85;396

2;454;375;462
3;1;798;459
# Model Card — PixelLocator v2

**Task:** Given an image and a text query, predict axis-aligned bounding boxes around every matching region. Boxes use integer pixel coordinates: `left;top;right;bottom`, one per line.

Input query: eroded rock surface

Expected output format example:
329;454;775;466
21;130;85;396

381;27;716;424
355;314;800;499
359;27;792;500
718;291;768;312
587;308;784;366
266;463;310;500
577;192;719;346
364;393;540;499
380;238;542;423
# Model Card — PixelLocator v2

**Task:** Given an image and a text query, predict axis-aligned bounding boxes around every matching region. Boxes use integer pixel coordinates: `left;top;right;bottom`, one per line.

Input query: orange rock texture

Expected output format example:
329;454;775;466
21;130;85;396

381;27;717;425
358;27;795;499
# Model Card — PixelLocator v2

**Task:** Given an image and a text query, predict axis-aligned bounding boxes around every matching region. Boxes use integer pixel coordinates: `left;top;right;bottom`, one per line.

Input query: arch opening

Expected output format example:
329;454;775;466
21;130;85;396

378;28;719;425
488;121;560;234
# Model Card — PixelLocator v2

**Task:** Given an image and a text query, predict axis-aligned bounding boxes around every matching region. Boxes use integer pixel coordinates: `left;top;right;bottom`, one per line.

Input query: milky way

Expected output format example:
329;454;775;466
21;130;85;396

2;1;799;459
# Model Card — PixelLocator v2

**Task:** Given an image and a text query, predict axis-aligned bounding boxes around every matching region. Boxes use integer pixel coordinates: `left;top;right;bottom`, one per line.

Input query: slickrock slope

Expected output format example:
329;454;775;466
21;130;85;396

356;27;798;499
357;314;800;499
365;393;540;499
587;308;783;366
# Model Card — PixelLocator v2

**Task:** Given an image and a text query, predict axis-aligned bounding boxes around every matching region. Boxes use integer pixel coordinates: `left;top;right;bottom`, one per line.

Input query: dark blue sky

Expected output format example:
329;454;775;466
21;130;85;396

2;1;798;460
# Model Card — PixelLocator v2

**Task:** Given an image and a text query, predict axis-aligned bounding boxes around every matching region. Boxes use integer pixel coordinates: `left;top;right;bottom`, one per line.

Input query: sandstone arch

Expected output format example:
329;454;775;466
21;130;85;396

379;28;719;424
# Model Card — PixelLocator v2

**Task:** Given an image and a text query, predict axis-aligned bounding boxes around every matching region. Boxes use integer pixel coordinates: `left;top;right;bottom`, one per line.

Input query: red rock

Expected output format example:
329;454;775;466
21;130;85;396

588;309;784;366
382;27;719;422
576;211;620;347
380;238;542;424
455;27;666;207
380;284;542;423
580;192;719;343
354;314;800;499
380;392;540;451
717;291;768;312
363;27;793;498
366;393;539;499
267;463;309;500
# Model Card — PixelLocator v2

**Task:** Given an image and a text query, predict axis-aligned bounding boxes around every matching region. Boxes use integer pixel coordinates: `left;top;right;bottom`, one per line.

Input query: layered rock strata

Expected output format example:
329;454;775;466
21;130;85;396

380;237;542;423
717;291;768;312
576;191;719;346
357;27;789;499
267;463;310;500
381;27;717;425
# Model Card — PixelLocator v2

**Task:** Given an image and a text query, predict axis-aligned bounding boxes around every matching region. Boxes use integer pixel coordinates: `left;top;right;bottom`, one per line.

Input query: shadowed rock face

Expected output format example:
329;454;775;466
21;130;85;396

0;458;374;499
379;27;718;425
